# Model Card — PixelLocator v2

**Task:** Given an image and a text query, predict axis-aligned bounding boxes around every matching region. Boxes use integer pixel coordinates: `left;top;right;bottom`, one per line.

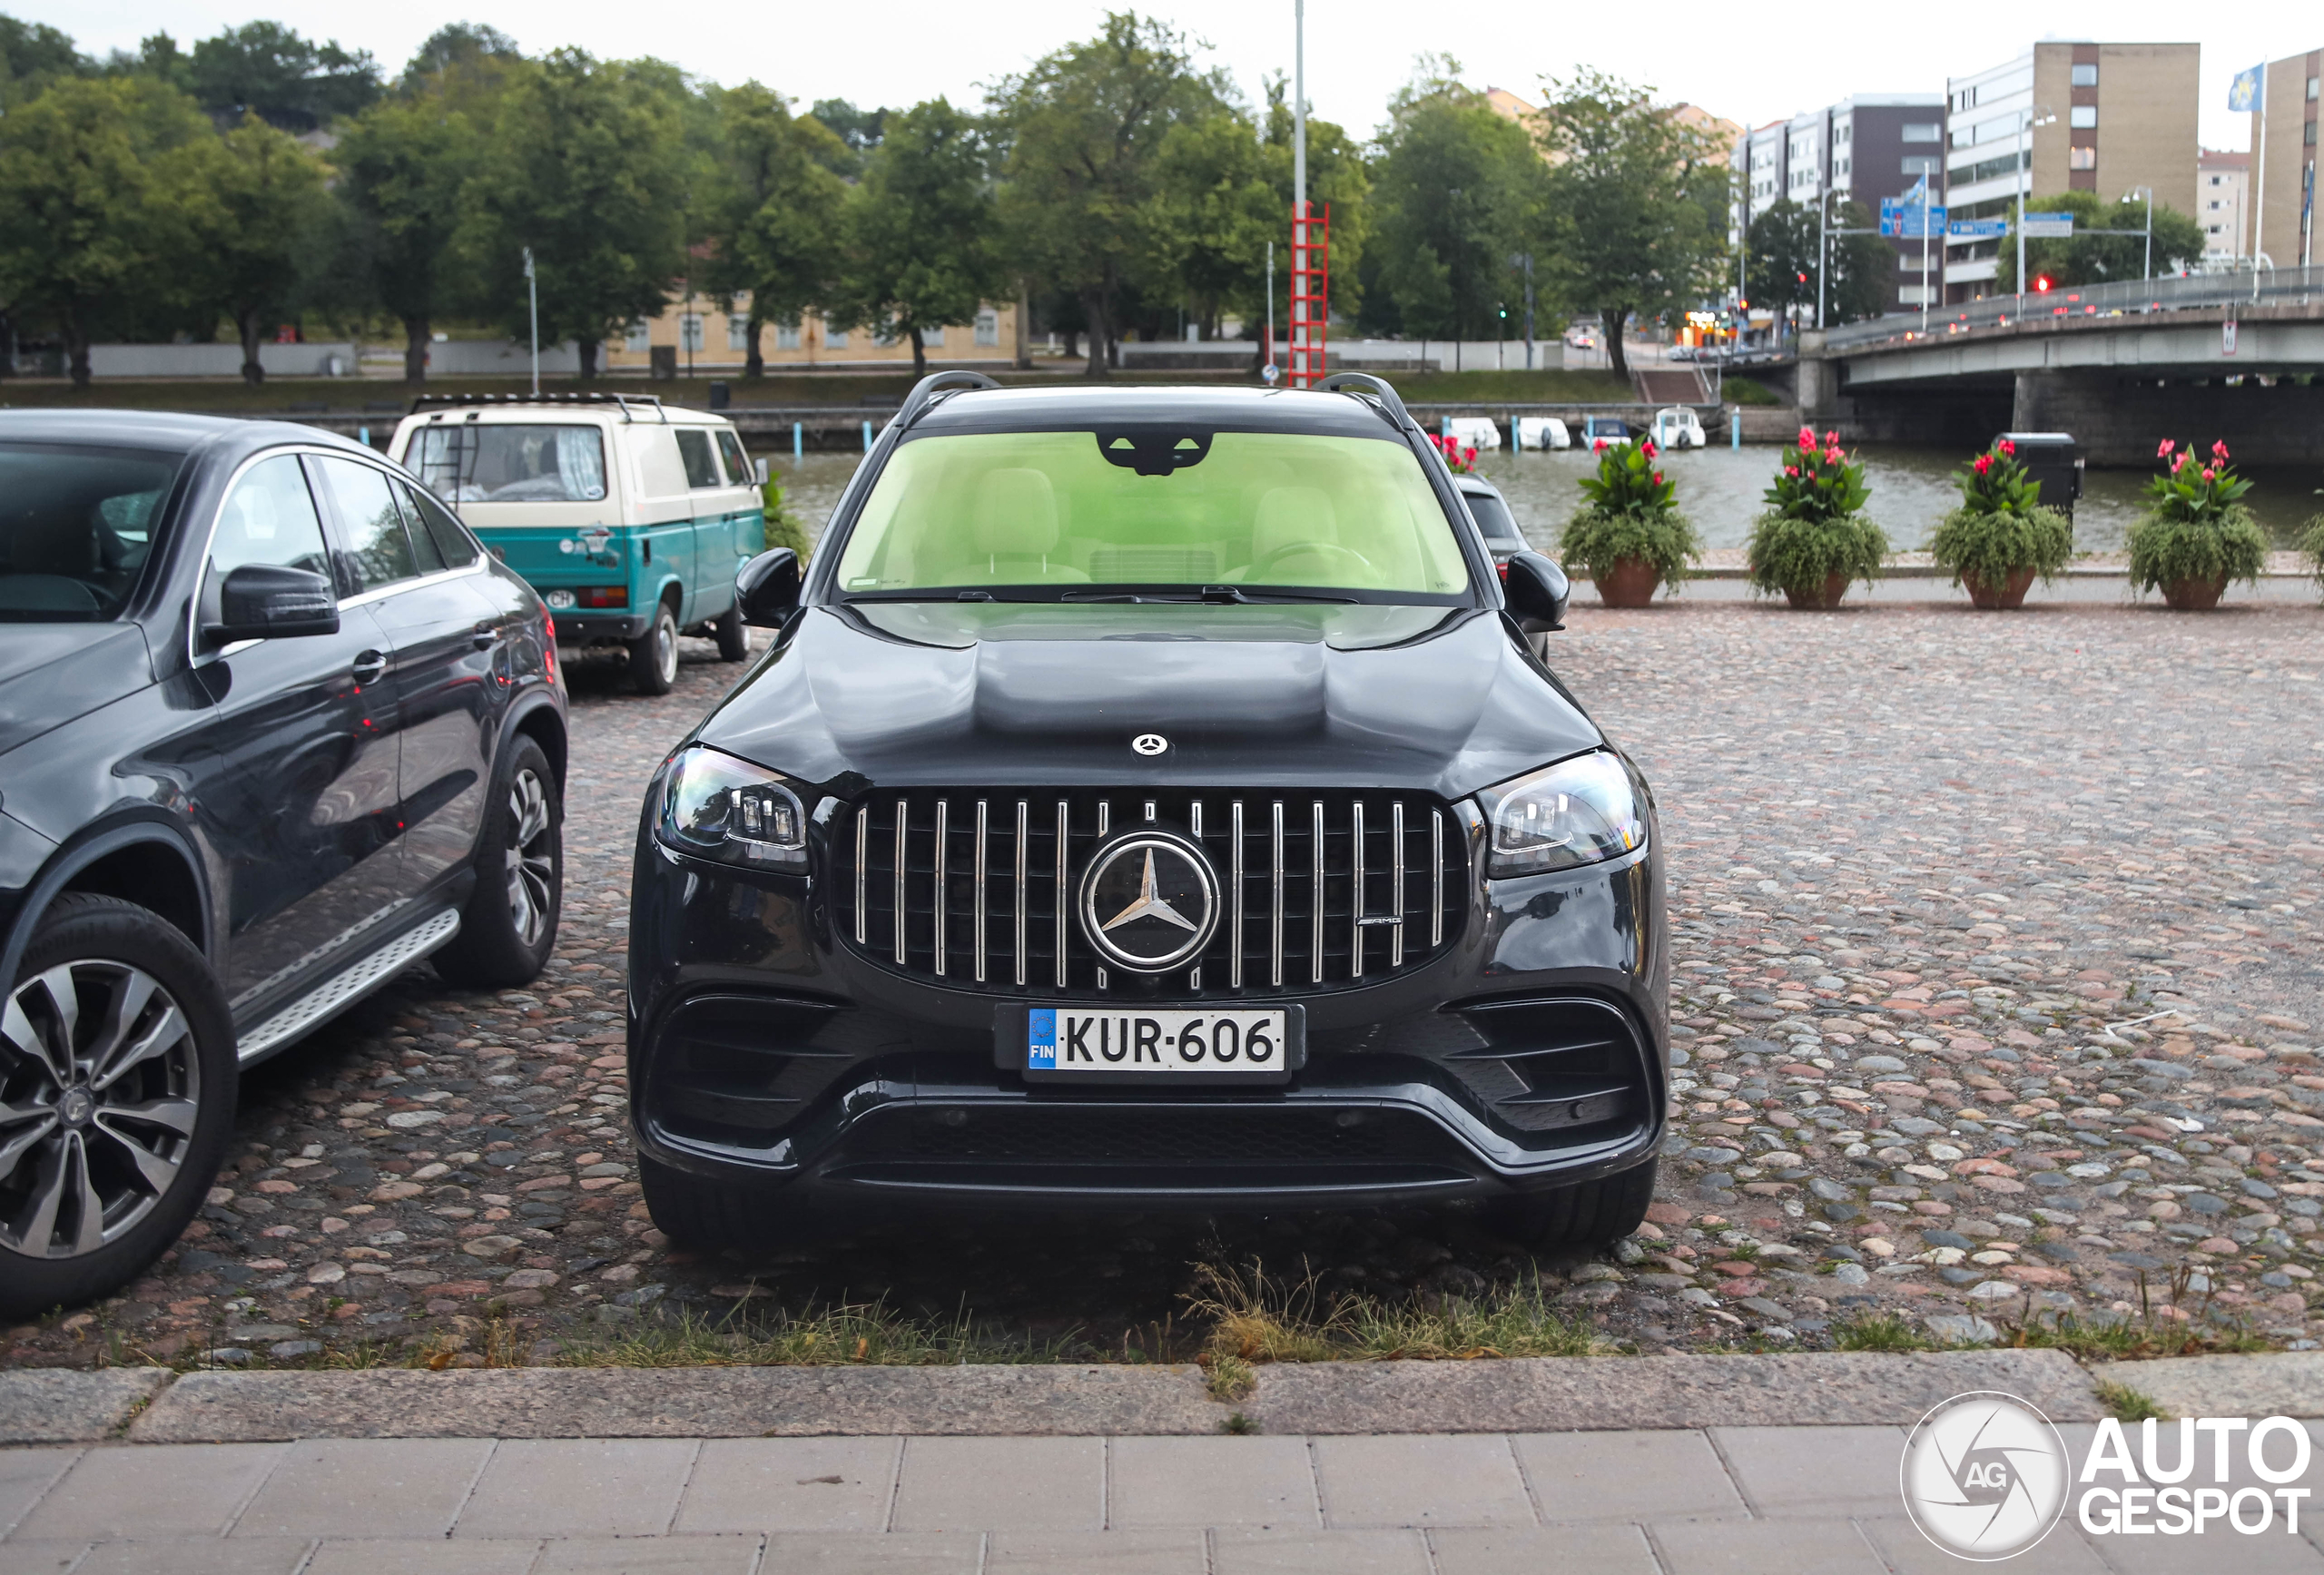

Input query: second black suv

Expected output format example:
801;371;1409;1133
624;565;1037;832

0;411;567;1317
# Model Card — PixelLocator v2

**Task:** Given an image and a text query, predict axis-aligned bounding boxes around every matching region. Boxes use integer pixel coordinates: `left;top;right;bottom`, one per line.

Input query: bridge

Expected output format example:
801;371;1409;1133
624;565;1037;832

1796;266;2324;464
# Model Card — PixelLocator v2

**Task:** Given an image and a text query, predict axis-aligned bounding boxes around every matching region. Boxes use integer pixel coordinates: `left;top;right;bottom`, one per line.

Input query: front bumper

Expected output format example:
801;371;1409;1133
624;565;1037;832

625;816;1669;1212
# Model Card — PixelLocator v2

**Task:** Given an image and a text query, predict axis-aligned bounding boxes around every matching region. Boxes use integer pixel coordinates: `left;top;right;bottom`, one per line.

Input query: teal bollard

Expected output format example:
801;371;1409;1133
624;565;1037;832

793;421;803;461
1730;411;1741;449
862;419;874;450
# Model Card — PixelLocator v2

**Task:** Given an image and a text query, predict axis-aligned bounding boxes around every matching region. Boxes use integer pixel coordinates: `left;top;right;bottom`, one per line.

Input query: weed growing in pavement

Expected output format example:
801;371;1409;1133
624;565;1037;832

1221;1411;1256;1434
1184;1259;1610;1370
551;1299;1075;1368
1830;1313;1926;1352
2096;1381;2168;1422
1205;1354;1257;1402
1993;1308;2270;1361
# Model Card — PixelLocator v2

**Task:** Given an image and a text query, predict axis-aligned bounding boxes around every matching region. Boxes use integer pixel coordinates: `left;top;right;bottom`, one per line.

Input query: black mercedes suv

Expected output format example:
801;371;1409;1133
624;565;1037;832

0;411;566;1317
627;374;1666;1251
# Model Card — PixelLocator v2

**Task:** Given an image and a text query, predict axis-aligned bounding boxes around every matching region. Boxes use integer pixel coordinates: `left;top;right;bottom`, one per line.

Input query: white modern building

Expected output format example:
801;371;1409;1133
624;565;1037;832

1728;94;1947;314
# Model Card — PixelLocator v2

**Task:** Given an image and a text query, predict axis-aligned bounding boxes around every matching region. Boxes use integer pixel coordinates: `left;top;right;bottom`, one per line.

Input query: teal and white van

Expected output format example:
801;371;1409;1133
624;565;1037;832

390;394;765;694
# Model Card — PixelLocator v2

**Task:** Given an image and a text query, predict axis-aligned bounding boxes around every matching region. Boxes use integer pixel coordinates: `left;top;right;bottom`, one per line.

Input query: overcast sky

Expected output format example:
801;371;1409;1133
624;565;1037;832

23;0;2287;151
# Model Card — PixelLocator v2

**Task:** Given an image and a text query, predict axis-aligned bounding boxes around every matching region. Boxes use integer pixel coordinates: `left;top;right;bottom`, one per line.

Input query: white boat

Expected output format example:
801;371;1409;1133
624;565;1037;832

1513;417;1570;450
1443;416;1502;451
1651;407;1707;449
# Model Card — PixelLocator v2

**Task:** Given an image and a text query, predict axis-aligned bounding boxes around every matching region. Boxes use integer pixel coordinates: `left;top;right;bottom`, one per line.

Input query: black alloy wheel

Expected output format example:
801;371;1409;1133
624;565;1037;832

437;734;563;988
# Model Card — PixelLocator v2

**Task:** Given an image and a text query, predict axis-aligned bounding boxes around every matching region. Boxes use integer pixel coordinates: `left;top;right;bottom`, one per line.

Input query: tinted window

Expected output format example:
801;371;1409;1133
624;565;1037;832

315;456;418;595
0;441;180;621
714;429;753;487
403;489;448;574
675;428;721;488
1463;492;1523;545
408;423;607;503
399;480;480;567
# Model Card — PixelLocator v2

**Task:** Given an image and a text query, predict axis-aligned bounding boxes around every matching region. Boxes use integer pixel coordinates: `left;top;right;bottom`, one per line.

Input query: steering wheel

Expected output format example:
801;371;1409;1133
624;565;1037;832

1246;540;1376;584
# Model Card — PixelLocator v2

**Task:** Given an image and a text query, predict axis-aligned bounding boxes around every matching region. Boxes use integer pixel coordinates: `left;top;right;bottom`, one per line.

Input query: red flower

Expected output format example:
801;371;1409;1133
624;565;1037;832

2201;467;2216;482
1797;427;1816;451
1973;454;1993;474
1997;438;2016;458
2211;439;2230;460
1640;438;1658;458
1823;429;1838;446
1784;465;1798;477
2156;438;2175;458
1653;470;1665;485
1824;448;1845;466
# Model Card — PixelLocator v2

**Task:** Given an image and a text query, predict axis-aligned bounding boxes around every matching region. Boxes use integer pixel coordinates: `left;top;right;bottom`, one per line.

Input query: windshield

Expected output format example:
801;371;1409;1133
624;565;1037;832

408;423;607;504
0;442;179;622
833;428;1471;598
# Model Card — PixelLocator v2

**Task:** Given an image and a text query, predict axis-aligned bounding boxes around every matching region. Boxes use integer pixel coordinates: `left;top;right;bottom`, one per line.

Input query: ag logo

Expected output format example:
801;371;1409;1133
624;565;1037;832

1131;733;1168;756
1901;1391;2070;1560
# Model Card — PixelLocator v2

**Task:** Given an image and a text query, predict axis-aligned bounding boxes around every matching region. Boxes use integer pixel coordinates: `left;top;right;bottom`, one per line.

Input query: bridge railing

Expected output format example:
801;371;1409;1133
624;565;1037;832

1819;265;2324;352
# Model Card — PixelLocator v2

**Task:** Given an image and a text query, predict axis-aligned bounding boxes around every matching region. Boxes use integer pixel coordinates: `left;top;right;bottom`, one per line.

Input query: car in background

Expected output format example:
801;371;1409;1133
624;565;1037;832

1665;346;1699;363
1651;409;1708;449
0;411;566;1317
390;394;765;694
1455;474;1534;571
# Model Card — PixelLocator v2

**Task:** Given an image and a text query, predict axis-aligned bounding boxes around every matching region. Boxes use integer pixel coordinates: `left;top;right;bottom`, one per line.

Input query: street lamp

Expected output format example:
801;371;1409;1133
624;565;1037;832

2014;105;2057;319
2122;185;2154;281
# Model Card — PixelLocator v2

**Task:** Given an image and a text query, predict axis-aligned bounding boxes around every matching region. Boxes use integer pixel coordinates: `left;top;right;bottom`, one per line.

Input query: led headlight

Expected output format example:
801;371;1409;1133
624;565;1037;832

1475;751;1645;877
658;746;807;870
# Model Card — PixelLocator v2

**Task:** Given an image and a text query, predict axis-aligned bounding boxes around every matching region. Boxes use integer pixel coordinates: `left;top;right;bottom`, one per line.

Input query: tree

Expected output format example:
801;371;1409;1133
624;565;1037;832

459;49;689;379
182;114;337;383
990;13;1229;376
1822;200;1892;326
337;94;479;381
1996;191;2209;291
2;15;88;107
1364;66;1541;341
1744;199;1817;339
1534;69;1730;380
811;98;886;165
1260;84;1368;325
701;84;848;379
1142;107;1276;342
832;99;1000;376
0;76;212;386
185;22;380;131
404;24;520;80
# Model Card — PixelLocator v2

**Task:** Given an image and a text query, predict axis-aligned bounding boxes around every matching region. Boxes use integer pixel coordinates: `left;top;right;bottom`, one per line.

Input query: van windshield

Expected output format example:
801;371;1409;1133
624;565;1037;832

409;424;608;504
833;428;1472;600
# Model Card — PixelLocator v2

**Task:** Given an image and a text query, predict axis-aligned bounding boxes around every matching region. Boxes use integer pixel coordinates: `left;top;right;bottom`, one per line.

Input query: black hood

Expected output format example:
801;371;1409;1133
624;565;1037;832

0;623;153;759
697;601;1602;802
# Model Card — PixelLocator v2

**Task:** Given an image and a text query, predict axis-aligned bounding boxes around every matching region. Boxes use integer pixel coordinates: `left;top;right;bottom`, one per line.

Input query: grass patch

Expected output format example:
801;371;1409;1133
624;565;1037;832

1184;1259;1611;1372
551;1298;1075;1368
1993;1308;2272;1362
1721;376;1782;407
2096;1380;2167;1422
1388;368;1636;404
1831;1313;1926;1352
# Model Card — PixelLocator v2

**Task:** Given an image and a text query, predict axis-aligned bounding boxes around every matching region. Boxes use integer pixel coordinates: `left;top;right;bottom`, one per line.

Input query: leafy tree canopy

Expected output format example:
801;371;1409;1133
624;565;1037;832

1996;190;2208;291
183;21;381;130
831;97;1001;374
700;82;849;376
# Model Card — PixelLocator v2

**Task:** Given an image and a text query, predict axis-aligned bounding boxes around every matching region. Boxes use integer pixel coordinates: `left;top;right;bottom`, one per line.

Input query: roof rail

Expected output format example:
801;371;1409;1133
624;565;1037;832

407;391;669;422
1316;372;1416;435
895;369;1002;432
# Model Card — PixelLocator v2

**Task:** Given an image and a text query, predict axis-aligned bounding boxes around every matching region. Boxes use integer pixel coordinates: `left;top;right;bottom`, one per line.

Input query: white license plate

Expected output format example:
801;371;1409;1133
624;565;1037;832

1027;1008;1288;1075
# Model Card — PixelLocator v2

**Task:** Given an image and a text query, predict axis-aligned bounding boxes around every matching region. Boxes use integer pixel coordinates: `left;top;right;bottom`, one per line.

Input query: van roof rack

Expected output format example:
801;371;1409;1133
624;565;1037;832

408;392;669;422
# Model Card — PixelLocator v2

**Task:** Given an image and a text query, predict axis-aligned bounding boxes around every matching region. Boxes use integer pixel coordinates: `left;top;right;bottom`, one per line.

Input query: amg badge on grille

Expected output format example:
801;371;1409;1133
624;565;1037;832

1078;831;1218;971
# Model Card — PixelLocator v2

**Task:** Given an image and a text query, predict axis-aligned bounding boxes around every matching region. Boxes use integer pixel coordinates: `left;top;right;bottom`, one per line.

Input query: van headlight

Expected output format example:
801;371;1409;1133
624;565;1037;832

658;746;807;870
1475;752;1645;877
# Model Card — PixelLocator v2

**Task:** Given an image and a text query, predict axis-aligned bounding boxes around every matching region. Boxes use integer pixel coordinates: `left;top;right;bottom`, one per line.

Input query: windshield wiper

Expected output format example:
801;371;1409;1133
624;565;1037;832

1199;585;1360;605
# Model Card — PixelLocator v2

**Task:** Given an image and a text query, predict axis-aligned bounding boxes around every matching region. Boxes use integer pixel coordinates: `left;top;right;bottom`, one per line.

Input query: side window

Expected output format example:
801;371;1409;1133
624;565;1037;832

314;456;418;596
402;490;448;575
208;455;332;590
399;480;480;567
675;428;721;489
714;429;753;487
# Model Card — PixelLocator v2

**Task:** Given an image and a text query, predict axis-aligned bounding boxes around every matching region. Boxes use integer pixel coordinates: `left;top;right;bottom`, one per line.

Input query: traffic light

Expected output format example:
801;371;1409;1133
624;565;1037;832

2034;275;2053;293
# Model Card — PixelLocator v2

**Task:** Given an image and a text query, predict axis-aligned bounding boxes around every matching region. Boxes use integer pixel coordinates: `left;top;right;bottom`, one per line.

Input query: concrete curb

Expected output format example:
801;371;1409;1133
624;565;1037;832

0;1369;170;1443
2093;1353;2324;1420
1237;1350;2104;1433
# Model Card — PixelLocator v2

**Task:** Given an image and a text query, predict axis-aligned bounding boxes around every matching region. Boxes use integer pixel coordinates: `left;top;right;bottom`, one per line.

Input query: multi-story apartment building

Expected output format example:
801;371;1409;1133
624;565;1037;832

2247;49;2321;271
2199;149;2250;259
1728;94;1947;314
1942;42;2198;302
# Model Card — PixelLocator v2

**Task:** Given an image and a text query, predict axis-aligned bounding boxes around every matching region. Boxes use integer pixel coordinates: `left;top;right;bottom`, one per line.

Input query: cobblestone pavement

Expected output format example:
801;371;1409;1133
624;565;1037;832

4;598;2320;1370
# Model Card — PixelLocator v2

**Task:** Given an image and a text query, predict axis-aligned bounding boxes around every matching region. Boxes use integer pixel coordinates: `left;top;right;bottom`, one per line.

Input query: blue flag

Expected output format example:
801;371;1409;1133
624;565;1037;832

2229;64;2262;113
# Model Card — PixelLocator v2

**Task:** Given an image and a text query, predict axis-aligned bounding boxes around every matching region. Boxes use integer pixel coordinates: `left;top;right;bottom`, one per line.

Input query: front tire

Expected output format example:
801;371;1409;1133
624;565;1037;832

0;894;236;1320
713;605;750;662
436;735;562;988
1486;1157;1658;1252
627;601;680;695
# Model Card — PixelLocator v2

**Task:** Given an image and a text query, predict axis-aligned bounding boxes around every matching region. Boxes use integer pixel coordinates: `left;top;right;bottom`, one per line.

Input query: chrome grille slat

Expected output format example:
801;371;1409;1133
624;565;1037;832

1230;801;1245;989
1392;802;1407;969
1055;800;1069;989
933;799;950;976
973;799;990;984
1351;800;1366;980
1270;801;1285;988
1431;809;1446;947
892;805;908;965
1309;800;1324;986
1014;800;1029;988
854;809;868;945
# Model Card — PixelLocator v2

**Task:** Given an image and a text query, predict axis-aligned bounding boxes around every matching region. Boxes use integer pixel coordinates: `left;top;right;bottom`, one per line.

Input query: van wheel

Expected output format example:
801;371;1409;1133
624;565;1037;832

628;602;679;695
0;893;236;1320
437;735;562;988
713;605;750;662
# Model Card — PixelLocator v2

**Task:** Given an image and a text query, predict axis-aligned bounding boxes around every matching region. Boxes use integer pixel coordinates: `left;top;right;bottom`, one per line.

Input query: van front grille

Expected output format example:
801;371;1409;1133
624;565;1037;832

832;790;1466;998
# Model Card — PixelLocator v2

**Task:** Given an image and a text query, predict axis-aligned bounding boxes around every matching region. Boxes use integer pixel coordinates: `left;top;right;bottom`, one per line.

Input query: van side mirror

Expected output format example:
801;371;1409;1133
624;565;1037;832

735;547;802;626
1502;551;1569;634
205;563;340;645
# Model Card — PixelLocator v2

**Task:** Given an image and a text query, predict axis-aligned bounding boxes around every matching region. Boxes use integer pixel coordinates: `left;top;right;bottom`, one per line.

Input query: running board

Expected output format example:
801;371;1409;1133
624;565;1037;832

238;909;462;1066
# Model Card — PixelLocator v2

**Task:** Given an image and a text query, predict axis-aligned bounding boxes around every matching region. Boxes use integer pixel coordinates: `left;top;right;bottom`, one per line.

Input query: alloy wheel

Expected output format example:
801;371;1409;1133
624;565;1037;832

655;615;678;685
0;960;201;1258
505;766;556;948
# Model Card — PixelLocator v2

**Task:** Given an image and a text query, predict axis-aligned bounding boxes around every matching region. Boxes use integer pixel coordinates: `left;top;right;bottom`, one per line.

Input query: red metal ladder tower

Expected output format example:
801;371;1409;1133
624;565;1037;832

1289;202;1330;388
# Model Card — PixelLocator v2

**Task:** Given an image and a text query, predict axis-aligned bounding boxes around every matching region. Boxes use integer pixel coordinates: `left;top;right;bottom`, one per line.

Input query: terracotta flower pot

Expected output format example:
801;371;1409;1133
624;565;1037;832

1593;557;1661;607
1962;566;2037;610
2161;574;2229;611
1783;572;1853;611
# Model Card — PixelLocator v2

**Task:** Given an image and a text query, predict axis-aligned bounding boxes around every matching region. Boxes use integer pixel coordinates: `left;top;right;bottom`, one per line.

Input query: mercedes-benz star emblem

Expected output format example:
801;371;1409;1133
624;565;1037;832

1078;831;1218;971
1131;733;1168;755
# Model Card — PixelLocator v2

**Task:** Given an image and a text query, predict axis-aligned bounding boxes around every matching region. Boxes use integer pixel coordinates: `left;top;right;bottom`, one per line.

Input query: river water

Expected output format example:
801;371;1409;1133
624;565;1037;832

772;444;2323;556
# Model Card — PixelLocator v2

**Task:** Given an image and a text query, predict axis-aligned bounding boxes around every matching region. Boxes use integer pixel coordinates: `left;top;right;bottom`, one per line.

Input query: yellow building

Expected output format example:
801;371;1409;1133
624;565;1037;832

602;292;1022;372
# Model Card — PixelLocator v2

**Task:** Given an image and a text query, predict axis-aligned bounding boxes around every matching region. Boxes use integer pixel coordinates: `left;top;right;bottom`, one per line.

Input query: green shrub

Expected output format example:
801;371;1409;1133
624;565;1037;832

2299;514;2324;591
2127;438;2266;594
1926;438;2074;590
762;477;812;562
1745;427;1886;598
1556;438;1702;586
1721;376;1780;407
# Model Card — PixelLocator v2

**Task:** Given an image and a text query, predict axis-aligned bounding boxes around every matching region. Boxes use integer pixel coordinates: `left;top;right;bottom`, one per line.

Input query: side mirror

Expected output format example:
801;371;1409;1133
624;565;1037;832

735;547;802;626
1502;551;1569;634
206;563;339;645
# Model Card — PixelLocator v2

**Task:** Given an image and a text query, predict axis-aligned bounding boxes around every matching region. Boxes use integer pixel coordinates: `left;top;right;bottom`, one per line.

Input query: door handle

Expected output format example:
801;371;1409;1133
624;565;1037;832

351;650;389;684
472;624;497;651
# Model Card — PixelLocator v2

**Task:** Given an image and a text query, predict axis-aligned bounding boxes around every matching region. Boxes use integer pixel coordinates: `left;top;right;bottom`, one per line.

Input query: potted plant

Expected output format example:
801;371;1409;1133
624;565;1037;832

1556;437;1702;606
1746;427;1887;609
2298;507;2324;602
2129;440;2268;610
1926;438;2074;609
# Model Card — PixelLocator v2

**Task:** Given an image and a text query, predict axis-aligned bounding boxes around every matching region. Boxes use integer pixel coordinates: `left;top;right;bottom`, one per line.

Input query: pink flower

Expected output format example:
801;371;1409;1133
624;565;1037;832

1797;428;1816;451
1653;470;1665;485
1974;454;1993;475
1784;465;1798;477
1824;448;1845;465
2201;467;2216;482
2156;439;2175;458
1641;438;1658;458
1823;430;1838;447
1998;438;2016;458
2211;440;2230;460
